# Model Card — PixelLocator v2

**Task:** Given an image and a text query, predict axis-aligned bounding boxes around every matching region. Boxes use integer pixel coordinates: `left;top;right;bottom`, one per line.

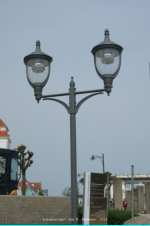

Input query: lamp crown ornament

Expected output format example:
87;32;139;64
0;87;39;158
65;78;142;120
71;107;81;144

104;29;110;42
70;77;75;86
100;29;117;45
36;40;40;46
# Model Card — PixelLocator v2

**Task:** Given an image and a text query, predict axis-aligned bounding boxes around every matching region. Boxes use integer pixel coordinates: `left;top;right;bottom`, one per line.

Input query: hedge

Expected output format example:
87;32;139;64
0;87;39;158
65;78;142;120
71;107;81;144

77;206;138;225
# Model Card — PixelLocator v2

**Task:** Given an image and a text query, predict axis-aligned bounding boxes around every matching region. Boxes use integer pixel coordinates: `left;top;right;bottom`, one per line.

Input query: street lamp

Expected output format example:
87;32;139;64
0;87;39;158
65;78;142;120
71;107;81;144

78;173;84;177
90;154;105;173
24;29;123;225
78;173;84;185
92;29;123;96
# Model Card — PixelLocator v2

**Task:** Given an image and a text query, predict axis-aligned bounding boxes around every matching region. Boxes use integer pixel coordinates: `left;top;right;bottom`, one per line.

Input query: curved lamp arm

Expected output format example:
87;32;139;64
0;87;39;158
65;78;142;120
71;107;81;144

91;154;103;163
76;92;103;113
43;98;69;113
42;89;104;115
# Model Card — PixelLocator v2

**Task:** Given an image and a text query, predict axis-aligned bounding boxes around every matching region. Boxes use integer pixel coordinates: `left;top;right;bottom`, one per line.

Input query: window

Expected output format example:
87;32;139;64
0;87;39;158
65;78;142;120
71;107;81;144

0;156;7;179
11;153;18;181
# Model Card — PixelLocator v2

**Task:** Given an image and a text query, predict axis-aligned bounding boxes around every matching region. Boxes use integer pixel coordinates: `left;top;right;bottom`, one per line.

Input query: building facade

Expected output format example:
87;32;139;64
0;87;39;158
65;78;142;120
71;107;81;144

18;179;42;196
18;179;48;196
0;119;11;149
110;174;150;200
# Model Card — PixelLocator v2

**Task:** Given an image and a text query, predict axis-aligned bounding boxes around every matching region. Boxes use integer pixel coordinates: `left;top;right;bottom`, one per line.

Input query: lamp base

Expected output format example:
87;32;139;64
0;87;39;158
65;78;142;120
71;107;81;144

103;75;113;96
33;83;43;103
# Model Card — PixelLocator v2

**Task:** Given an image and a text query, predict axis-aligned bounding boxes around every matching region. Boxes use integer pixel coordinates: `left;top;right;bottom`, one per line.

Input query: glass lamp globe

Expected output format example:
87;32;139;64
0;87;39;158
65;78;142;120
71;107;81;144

24;40;53;102
92;29;123;95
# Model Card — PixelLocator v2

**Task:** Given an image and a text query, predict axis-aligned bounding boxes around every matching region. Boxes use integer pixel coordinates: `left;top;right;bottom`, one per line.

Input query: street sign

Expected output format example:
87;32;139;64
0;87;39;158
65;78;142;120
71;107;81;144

83;172;107;225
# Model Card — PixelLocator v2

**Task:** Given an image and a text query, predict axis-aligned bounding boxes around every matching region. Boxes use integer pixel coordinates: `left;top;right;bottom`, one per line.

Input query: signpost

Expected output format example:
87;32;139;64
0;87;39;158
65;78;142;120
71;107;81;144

83;172;107;225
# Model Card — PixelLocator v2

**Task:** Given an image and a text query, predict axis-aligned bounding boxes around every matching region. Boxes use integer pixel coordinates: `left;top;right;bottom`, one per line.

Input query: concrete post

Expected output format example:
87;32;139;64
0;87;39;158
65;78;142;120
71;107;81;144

134;188;138;212
113;178;122;210
126;189;138;213
126;190;132;211
145;184;150;214
126;187;144;214
137;186;144;213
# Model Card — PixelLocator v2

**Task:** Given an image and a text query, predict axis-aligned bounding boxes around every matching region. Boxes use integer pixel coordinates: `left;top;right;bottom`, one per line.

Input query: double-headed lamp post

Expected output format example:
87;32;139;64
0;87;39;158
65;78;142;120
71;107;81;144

24;29;123;225
90;154;105;173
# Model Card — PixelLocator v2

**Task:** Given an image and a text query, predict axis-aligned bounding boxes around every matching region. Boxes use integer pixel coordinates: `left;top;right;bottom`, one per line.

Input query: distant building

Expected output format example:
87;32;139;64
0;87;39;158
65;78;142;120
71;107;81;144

0;119;11;149
110;174;150;200
42;189;48;196
18;179;48;196
18;179;41;196
78;194;83;205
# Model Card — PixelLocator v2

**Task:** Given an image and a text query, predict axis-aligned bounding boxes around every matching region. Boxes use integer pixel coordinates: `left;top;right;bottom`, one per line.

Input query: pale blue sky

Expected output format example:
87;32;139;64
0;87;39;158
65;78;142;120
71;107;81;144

0;0;150;195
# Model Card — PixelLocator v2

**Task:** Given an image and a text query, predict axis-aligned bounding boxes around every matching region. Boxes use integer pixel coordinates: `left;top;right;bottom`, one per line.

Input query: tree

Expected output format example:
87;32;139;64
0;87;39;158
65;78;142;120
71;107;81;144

104;171;113;187
38;188;43;196
62;186;71;196
62;186;79;196
15;145;34;195
104;171;113;209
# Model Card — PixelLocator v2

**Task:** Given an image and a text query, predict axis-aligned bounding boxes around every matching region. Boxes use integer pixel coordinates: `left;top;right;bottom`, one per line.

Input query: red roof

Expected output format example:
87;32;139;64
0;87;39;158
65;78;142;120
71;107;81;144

0;131;9;137
18;179;41;191
33;182;42;190
0;119;7;127
78;194;83;197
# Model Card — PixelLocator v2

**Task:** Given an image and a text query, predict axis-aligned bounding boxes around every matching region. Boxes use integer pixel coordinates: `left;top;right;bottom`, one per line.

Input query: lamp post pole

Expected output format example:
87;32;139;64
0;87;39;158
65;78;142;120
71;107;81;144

131;165;134;218
69;78;78;223
102;153;104;173
90;154;105;173
24;29;123;225
42;79;104;224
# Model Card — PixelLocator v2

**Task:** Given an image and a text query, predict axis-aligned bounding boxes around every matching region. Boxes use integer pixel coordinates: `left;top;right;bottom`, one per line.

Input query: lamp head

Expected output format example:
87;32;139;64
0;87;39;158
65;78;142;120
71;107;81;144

90;155;95;160
92;29;123;95
24;40;53;102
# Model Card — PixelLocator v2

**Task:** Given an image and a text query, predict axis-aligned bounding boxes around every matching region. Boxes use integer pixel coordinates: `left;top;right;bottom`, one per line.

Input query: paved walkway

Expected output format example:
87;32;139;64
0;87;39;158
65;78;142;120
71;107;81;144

123;214;150;225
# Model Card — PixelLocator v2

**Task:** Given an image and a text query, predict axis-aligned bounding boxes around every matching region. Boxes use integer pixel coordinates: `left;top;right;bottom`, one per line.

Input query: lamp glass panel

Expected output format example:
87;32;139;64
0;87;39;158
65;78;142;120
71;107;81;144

26;58;50;84
95;48;120;78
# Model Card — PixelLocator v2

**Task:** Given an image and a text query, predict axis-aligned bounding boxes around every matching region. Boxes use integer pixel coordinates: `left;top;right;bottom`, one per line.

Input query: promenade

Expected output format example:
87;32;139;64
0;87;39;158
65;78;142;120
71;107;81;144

123;214;150;225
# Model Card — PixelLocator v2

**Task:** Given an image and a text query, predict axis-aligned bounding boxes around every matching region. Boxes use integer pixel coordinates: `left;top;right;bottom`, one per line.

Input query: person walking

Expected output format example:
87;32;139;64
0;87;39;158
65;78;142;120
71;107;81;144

123;198;129;211
111;198;114;209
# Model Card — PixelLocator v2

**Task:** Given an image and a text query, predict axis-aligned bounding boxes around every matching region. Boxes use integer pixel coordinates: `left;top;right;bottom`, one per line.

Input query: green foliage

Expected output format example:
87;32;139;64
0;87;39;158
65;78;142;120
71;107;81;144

76;207;138;225
62;186;79;196
62;187;71;196
108;209;138;225
78;205;83;225
105;171;112;176
38;189;43;196
15;144;34;170
14;144;34;195
104;171;113;187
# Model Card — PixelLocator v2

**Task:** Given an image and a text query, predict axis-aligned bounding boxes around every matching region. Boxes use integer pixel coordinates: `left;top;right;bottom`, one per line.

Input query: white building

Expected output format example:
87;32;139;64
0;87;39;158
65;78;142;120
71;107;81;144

110;174;150;200
0;119;11;149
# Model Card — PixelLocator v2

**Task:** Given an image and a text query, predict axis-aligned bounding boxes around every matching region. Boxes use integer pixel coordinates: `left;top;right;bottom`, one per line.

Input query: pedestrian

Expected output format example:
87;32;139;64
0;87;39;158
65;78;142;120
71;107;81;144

111;198;114;209
112;198;114;210
123;198;129;211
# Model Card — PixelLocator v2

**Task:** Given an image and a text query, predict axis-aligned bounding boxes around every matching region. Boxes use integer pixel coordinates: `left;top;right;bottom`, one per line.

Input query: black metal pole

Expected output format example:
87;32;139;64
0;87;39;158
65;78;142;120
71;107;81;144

69;78;78;225
107;174;109;225
103;153;105;173
131;165;134;218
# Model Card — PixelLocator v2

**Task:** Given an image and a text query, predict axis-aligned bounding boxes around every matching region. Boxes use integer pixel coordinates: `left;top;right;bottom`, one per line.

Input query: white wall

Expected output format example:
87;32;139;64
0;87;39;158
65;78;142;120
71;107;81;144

0;138;10;149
